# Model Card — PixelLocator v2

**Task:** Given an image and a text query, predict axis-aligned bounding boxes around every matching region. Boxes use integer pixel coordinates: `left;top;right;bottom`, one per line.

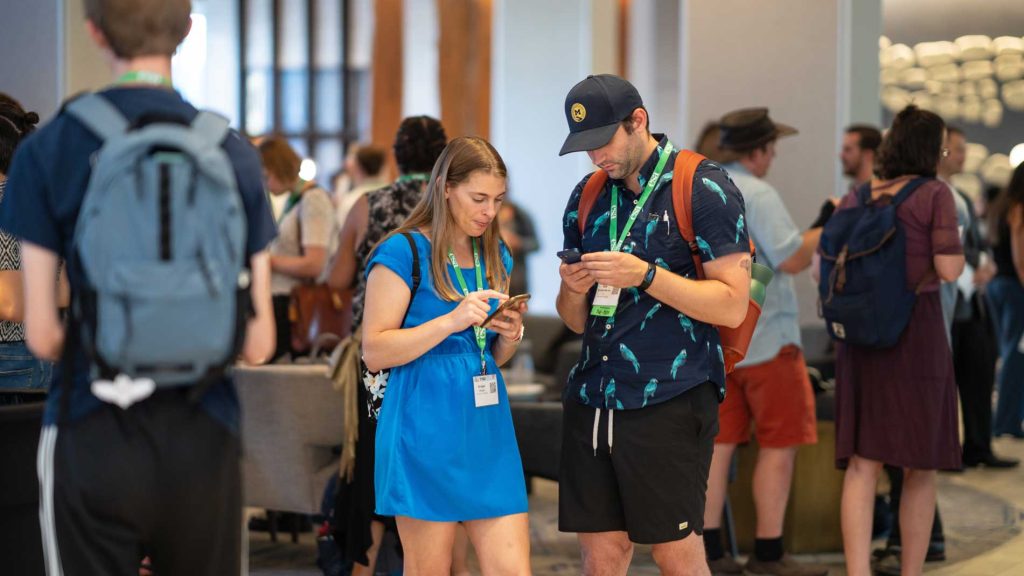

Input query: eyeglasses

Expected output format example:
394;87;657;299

941;148;950;158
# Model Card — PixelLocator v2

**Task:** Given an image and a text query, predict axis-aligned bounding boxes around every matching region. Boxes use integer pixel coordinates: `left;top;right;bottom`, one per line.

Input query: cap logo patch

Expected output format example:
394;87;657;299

571;103;587;123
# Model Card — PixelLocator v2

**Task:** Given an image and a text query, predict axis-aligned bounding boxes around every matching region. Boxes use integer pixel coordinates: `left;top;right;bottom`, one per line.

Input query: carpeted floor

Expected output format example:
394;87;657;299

250;465;1021;575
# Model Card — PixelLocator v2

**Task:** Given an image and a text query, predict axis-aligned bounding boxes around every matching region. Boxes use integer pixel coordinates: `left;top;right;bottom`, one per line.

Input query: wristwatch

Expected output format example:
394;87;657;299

637;261;657;291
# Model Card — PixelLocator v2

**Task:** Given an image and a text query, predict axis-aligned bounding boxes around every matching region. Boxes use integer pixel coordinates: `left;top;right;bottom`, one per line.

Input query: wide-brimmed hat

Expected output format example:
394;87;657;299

718;108;798;151
559;74;644;156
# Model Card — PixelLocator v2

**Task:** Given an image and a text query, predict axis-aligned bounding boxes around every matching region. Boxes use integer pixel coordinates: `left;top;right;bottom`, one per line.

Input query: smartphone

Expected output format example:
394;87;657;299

557;249;582;264
482;293;531;327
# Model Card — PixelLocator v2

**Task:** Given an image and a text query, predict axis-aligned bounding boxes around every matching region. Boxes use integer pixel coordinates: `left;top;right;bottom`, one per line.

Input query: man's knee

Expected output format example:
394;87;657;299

651;534;709;576
580;532;633;563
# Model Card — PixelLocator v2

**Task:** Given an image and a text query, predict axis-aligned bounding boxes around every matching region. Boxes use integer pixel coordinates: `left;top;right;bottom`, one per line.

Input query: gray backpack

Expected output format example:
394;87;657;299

65;93;249;389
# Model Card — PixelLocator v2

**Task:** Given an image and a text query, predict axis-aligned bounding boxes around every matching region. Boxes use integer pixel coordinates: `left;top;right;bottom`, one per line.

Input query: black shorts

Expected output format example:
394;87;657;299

38;390;241;576
558;381;719;544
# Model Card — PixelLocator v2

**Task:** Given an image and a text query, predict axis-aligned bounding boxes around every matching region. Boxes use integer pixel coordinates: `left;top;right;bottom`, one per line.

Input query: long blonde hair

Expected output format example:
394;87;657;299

376;136;510;301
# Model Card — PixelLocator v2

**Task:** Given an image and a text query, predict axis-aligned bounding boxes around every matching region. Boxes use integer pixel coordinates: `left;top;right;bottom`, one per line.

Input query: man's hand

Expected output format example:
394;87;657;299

580;251;647;289
559;261;597;294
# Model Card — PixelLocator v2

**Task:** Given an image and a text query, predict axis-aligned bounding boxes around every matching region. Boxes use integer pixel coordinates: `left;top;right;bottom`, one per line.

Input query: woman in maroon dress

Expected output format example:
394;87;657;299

832;106;965;576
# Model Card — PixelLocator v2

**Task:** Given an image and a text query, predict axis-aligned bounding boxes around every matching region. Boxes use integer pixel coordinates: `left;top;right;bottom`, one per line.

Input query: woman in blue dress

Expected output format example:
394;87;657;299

362;136;531;575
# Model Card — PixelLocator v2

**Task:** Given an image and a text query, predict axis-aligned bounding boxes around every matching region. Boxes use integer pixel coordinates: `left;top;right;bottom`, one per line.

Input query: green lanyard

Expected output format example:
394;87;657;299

114;70;173;88
278;180;308;222
448;239;489;374
609;142;674;252
397;173;429;183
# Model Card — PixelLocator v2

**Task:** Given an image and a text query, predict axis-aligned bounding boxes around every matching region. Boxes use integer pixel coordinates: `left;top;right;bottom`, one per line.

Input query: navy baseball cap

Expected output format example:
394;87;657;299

559;74;644;156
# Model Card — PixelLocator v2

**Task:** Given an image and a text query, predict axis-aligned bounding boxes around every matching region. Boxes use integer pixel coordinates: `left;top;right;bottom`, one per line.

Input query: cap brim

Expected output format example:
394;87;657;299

559;123;620;156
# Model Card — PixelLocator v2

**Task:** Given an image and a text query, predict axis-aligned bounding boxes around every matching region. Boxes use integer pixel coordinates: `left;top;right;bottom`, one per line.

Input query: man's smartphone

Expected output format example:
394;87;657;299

557;249;582;264
482;294;531;327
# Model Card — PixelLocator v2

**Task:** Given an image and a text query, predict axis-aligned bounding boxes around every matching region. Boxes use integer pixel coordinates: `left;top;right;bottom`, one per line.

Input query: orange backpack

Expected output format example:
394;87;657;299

576;150;761;374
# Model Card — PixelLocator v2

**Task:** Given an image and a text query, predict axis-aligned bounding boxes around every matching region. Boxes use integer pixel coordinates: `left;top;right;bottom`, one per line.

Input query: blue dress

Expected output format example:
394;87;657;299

366;232;528;521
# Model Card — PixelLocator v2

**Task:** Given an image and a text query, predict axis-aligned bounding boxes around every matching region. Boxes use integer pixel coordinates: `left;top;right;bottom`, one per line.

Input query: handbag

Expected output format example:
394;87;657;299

288;195;353;355
364;232;422;420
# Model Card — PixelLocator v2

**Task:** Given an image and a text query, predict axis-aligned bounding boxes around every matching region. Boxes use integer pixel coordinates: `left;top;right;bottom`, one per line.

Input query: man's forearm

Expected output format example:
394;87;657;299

643;262;749;328
778;227;823;274
556;283;589;334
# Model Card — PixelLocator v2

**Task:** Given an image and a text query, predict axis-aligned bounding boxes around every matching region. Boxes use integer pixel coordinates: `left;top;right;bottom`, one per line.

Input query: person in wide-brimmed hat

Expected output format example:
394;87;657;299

702;108;833;576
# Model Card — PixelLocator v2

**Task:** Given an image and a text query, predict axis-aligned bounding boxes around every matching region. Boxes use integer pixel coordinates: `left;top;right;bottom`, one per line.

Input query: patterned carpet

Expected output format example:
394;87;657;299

250;474;1019;575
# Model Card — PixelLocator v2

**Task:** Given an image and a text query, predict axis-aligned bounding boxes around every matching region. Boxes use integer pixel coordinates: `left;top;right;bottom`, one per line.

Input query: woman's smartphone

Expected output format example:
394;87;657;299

482;294;531;327
557;249;582;264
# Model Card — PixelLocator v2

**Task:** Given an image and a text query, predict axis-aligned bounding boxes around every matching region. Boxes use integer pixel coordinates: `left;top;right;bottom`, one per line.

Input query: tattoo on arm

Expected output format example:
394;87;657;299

740;257;751;276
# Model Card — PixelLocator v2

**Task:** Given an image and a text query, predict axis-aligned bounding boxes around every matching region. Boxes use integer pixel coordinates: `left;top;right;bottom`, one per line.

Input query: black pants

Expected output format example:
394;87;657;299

38;391;241;576
952;304;999;460
272;294;294;362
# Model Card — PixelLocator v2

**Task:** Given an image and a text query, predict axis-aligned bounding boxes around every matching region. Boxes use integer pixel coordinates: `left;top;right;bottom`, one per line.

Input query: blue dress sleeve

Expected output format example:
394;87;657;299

500;241;514;280
691;163;749;261
365;233;416;291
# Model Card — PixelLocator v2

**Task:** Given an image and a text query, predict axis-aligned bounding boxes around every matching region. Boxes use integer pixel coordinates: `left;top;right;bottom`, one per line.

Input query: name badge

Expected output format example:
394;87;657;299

473;374;499;407
590;284;621;317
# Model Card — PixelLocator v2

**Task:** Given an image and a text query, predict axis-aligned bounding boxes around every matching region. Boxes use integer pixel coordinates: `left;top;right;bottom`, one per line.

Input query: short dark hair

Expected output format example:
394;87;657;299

845;124;882;153
393;116;447;175
83;0;192;58
875;105;945;180
354;144;386;176
0;93;39;174
620;107;650;136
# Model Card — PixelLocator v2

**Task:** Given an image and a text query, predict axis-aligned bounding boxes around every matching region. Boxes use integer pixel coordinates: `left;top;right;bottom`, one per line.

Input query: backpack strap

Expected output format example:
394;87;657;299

399;232;422;327
892;177;930;205
64;93;129;141
190;111;231;147
672;152;757;281
671;150;711;280
858;177;929;206
576;170;610;236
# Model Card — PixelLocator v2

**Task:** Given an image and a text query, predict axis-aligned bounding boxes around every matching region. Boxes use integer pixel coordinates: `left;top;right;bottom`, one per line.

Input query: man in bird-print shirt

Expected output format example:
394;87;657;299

555;74;751;575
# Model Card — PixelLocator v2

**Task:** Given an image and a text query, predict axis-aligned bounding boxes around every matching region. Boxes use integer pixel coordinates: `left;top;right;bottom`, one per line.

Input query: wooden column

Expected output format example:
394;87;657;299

438;0;492;139
618;0;631;78
371;0;404;149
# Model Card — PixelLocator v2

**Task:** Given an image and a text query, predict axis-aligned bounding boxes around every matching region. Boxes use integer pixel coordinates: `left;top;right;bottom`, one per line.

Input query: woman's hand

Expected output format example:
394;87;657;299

446;290;507;334
489;301;528;343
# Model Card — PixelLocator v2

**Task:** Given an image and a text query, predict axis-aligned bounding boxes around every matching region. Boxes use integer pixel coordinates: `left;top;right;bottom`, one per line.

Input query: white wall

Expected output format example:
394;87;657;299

0;0;64;121
682;0;880;325
492;0;595;313
402;0;440;118
629;0;683;141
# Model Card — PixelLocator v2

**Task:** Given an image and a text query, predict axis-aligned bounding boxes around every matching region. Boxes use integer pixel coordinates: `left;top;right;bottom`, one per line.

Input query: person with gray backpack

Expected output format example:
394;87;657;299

0;1;276;574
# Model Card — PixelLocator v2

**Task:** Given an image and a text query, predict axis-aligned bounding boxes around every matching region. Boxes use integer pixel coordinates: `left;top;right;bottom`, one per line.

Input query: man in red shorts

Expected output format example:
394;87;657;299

701;109;832;576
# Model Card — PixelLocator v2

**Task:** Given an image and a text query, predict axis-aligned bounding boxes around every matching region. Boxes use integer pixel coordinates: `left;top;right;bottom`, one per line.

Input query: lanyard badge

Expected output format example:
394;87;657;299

590;142;674;318
448;240;500;407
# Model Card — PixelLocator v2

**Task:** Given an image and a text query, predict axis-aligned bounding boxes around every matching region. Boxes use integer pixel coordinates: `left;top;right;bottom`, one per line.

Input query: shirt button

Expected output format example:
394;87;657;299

602;355;609;362
633;199;638;205
605;323;612;331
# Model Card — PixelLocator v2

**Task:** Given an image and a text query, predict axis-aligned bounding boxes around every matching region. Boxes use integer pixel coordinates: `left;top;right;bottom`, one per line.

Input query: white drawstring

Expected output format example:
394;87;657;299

592;408;615;455
608;409;614;453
